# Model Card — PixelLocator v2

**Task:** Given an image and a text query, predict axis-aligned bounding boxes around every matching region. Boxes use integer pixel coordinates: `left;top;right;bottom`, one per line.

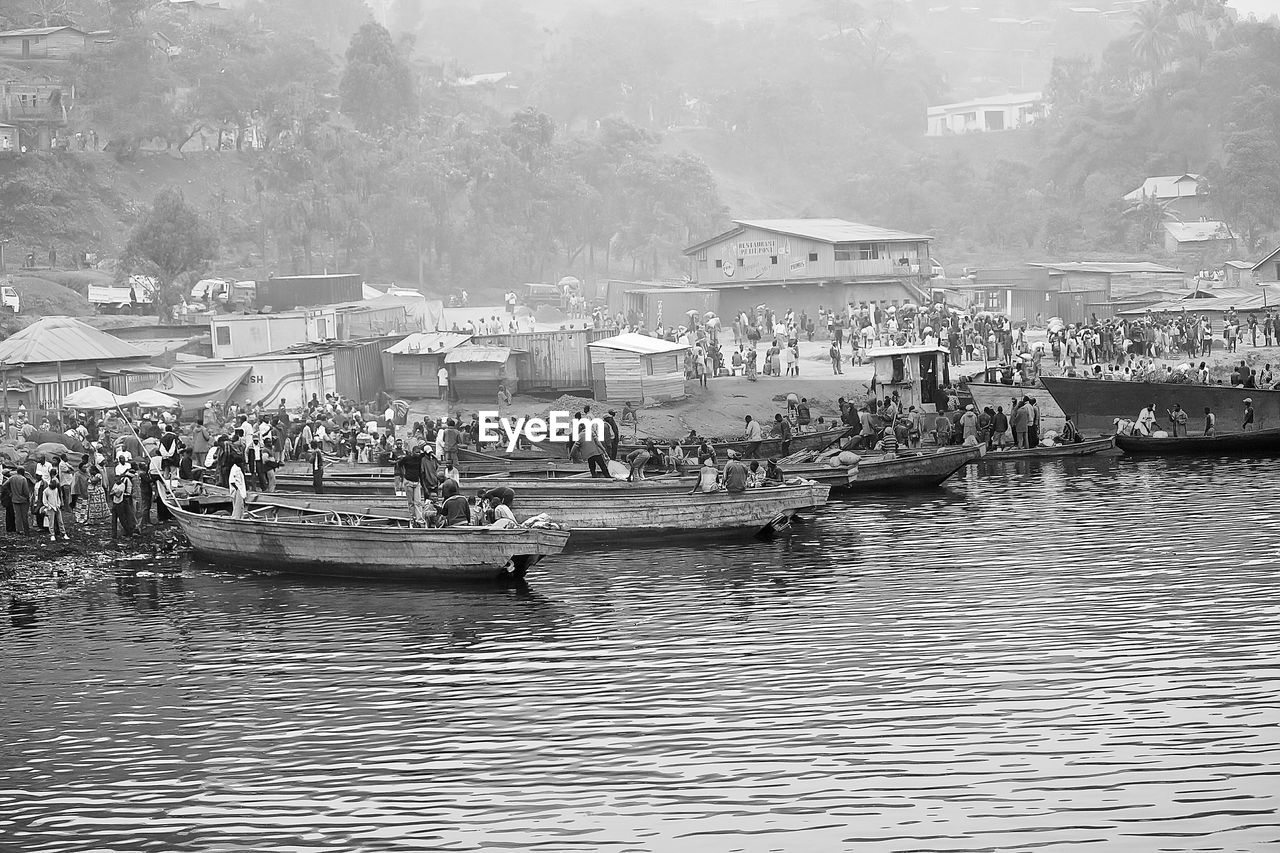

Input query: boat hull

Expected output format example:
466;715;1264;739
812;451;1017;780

163;496;570;580
842;446;981;490
979;436;1115;463
966;381;1067;430
1038;376;1280;435
241;482;831;540
1115;427;1280;455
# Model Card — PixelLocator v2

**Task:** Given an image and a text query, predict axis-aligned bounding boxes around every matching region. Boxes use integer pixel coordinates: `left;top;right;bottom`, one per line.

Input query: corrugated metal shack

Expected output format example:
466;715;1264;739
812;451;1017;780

282;337;404;403
382;333;473;398
587;333;689;404
472;329;609;394
444;346;526;401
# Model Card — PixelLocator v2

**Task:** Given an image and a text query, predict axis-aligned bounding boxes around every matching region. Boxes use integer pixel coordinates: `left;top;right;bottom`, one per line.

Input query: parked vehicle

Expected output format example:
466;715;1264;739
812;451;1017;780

89;274;157;314
1;279;18;313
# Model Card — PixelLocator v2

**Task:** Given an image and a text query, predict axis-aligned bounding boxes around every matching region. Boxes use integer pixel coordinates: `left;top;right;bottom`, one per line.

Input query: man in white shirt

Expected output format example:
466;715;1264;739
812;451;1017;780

228;461;247;519
743;415;763;458
438;366;450;402
1135;403;1157;435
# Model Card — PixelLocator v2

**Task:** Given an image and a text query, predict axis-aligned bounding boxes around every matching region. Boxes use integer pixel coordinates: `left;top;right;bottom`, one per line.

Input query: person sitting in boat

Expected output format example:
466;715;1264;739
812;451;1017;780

1135;404;1157;436
662;440;686;473
764;458;785;485
691;457;722;493
696;439;716;467
1113;417;1135;436
746;461;765;488
1060;414;1082;444
722;450;749;494
437;478;471;527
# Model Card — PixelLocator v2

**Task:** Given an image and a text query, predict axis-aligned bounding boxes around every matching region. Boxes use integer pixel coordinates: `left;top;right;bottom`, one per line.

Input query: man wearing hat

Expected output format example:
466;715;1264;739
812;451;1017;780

722;449;748;493
1243;398;1255;431
960;404;979;444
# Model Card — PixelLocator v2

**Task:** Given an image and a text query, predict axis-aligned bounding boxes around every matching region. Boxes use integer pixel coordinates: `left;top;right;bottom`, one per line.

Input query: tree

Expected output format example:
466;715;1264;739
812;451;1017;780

1129;1;1179;85
339;22;416;133
1123;195;1182;250
124;189;217;320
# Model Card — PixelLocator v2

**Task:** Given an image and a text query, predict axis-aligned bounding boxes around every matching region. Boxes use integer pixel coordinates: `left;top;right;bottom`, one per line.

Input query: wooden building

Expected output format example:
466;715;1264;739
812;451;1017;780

382;332;473;398
472;329;608;394
0;123;16;153
683;219;932;321
1251;245;1280;283
0;27;91;60
865;345;951;413
587;333;689;405
444;346;525;401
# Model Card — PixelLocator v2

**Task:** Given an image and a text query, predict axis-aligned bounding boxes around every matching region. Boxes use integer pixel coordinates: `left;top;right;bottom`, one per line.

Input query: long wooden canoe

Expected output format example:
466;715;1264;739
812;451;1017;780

979;436;1115;463
617;425;853;460
160;490;570;581
839;445;982;490
226;481;830;541
1114;427;1280;455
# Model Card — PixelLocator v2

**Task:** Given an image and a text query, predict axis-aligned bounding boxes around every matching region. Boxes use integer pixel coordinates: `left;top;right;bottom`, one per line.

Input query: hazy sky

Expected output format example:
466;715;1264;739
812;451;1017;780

1230;0;1280;18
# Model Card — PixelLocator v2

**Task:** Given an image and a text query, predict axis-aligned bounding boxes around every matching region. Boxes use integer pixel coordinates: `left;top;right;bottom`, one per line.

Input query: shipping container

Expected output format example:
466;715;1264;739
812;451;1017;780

257;274;362;311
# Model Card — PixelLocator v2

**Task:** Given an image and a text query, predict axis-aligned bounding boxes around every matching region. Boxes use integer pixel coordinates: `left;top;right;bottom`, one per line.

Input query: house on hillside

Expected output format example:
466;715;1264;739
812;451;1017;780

1123;173;1213;220
683;218;933;321
0;27;91;60
925;92;1046;136
1253;245;1280;284
1222;260;1255;289
1163;220;1235;257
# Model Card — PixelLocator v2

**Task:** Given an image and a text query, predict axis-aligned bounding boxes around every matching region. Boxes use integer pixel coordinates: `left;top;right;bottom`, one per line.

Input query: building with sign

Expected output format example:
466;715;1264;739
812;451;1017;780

682;218;933;320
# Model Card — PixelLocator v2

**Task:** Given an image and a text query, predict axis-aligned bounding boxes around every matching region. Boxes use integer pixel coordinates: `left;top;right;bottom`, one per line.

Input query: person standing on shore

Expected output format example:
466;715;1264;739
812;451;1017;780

829;341;842;374
6;467;32;536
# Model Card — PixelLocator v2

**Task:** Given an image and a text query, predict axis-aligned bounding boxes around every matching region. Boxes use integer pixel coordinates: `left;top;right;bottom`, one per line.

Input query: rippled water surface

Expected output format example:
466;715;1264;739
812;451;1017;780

3;456;1279;852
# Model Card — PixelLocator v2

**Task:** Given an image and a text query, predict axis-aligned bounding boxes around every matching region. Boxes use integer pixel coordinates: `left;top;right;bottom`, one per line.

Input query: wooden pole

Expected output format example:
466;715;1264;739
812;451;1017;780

56;359;63;428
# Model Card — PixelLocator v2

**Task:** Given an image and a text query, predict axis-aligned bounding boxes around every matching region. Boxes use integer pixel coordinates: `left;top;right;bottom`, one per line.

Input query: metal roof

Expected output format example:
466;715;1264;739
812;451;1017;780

1028;262;1185;275
1251;245;1280;272
0;316;148;364
864;345;950;359
927;91;1043;115
588;332;690;356
685;218;931;254
1121;295;1267;315
384;332;472;355
1123;174;1206;201
1164;221;1234;243
0;26;87;38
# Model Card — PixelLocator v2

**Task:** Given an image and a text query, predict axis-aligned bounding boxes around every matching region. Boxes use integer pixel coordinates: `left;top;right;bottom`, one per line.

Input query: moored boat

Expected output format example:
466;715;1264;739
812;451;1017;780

160;489;571;581
1114;426;1280;455
979;436;1115;463
841;445;982;490
225;480;831;541
1039;375;1279;435
617;425;853;460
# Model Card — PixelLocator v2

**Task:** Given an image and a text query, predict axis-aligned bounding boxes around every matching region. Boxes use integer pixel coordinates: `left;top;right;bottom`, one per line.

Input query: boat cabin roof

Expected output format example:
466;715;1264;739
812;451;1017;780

864;344;950;360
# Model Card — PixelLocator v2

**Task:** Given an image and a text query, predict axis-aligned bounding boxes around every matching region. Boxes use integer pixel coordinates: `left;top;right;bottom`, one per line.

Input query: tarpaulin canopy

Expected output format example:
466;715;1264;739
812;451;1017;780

63;386;124;410
154;363;252;415
121;388;180;408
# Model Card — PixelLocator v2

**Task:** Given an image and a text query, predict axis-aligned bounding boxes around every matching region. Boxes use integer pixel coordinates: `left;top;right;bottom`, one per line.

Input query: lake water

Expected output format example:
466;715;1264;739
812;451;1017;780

2;457;1279;852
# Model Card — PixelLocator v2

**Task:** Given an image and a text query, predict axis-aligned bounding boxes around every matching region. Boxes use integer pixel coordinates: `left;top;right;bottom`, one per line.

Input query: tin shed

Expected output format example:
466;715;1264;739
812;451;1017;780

587;333;689;404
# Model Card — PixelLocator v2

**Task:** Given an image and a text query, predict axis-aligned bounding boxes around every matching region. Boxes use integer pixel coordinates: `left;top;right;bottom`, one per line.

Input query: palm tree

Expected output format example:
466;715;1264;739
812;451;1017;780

1124;195;1182;249
1129;1;1180;86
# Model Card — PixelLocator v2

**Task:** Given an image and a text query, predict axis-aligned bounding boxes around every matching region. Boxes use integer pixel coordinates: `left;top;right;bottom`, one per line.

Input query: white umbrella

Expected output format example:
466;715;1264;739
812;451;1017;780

122;388;180;408
63;386;124;410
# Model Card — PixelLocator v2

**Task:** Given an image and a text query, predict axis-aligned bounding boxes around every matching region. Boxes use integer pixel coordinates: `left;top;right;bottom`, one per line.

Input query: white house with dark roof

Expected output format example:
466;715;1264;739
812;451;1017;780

683;218;933;320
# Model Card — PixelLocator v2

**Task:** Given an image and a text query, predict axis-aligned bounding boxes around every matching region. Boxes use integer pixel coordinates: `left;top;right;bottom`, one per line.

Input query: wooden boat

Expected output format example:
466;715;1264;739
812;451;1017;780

616;425;853;460
219;481;830;541
159;490;571;581
979;436;1115;462
839;445;982;490
1114;426;1280;455
1039;375;1280;435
